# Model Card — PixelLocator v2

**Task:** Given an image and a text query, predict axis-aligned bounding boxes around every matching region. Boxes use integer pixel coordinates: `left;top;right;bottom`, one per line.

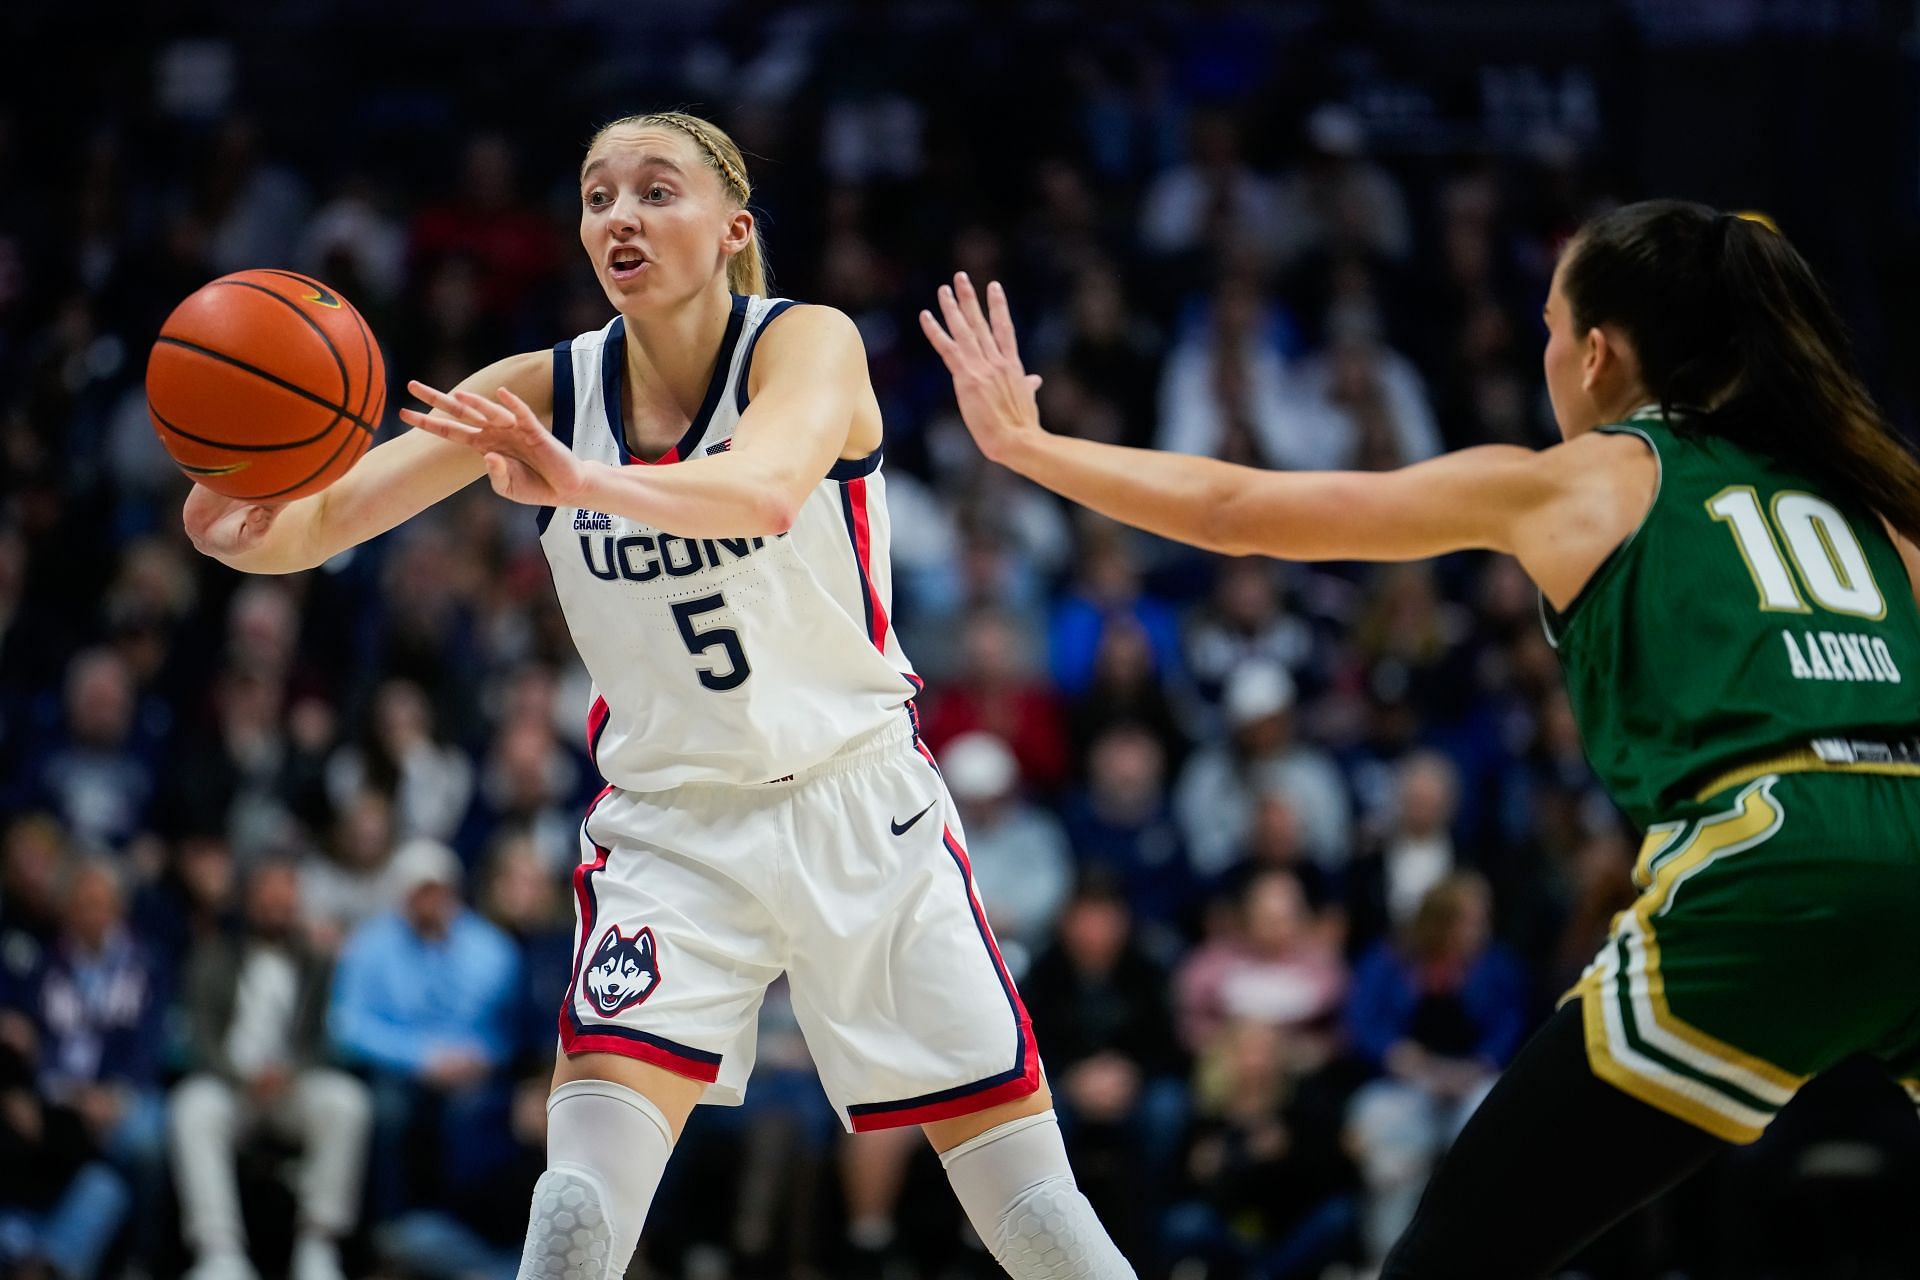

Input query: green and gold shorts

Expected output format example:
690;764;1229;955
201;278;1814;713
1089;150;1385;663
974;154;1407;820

1570;762;1920;1144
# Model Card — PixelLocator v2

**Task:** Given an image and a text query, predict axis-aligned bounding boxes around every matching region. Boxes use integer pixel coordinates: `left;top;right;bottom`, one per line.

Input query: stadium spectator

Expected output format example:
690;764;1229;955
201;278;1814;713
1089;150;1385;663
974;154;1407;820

0;1036;130;1280
1155;276;1346;472
918;611;1071;798
327;838;518;1221
19;649;157;854
1047;522;1184;699
0;814;65;1000
324;679;472;847
1138;111;1280;265
1059;724;1195;955
170;858;370;1280
1162;1019;1358;1280
1020;875;1187;1264
1182;558;1318;715
4;859;169;1263
1344;872;1527;1265
1174;660;1352;876
1064;616;1189;783
299;787;402;952
1175;869;1346;1060
1345;751;1464;957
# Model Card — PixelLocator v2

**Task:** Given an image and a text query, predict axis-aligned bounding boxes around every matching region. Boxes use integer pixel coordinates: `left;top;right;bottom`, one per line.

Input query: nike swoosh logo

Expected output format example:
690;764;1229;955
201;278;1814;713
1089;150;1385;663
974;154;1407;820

890;801;937;837
303;284;342;309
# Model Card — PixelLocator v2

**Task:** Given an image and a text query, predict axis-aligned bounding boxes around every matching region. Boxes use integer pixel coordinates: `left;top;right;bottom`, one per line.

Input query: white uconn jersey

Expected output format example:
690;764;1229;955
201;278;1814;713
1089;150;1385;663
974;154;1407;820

538;295;918;790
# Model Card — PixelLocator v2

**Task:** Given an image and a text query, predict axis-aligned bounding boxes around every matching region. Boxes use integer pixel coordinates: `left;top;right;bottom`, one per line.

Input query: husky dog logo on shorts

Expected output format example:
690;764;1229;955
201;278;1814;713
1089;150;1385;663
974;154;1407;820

582;926;660;1016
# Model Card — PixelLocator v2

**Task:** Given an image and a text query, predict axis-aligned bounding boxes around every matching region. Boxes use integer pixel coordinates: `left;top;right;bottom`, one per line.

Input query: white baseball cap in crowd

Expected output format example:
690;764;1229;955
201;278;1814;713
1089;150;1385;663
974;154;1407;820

940;732;1020;801
388;837;463;896
1225;660;1297;728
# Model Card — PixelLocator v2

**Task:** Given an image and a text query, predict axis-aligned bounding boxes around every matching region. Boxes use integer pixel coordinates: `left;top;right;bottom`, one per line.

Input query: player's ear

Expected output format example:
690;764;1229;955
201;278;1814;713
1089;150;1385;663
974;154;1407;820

721;207;754;256
1580;325;1610;395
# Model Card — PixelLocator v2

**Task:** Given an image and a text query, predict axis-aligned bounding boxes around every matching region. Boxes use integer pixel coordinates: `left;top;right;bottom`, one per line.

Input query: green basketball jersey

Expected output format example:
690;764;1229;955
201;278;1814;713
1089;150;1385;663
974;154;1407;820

1544;407;1920;827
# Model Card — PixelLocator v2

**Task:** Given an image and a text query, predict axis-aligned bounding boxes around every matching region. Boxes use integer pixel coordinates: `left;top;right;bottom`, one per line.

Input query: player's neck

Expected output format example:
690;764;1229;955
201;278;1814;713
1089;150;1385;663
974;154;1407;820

618;286;736;421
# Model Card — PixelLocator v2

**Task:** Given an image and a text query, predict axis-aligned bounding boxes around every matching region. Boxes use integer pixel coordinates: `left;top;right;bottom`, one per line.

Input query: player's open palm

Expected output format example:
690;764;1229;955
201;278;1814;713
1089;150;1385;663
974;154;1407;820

920;272;1044;465
401;380;587;507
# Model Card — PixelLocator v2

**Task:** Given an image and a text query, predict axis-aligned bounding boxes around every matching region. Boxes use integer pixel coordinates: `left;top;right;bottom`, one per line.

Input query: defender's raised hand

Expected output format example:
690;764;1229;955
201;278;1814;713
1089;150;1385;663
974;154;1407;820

919;272;1044;465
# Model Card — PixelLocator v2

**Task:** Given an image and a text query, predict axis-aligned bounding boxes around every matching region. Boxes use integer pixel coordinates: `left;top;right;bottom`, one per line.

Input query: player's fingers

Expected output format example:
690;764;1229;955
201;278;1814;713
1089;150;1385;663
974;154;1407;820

953;273;996;352
937;285;985;361
484;452;511;496
450;388;514;426
406;379;473;418
986;281;1023;364
919;309;961;365
496;387;542;428
399;406;482;441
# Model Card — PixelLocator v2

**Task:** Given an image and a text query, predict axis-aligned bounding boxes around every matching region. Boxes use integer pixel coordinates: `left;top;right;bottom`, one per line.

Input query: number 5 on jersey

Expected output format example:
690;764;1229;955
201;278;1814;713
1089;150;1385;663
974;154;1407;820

673;594;751;690
1707;487;1887;619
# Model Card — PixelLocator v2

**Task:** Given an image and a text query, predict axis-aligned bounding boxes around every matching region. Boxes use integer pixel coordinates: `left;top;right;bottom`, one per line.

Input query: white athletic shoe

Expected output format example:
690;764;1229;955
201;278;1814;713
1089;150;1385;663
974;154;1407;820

290;1235;346;1280
185;1251;259;1280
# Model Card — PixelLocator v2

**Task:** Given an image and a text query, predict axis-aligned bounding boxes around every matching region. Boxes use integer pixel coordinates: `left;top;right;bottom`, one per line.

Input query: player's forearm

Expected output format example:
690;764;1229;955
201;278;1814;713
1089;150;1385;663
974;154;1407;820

573;453;802;538
1001;429;1288;557
1003;432;1527;563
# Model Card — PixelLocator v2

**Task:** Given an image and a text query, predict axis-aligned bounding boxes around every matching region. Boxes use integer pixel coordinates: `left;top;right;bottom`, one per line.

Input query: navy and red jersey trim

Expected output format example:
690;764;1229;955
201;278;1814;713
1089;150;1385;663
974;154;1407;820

534;339;577;536
837;477;892;653
734;298;797;412
844;822;1040;1130
586;694;611;765
601;295;749;467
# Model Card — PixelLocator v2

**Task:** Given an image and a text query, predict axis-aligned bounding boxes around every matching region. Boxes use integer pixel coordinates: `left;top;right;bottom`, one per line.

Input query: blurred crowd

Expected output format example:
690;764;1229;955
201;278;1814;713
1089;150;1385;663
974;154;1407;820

4;4;1920;1280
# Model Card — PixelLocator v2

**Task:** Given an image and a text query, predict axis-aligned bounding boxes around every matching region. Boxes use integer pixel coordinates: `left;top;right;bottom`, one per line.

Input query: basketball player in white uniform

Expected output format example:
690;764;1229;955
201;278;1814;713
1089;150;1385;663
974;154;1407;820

183;112;1135;1280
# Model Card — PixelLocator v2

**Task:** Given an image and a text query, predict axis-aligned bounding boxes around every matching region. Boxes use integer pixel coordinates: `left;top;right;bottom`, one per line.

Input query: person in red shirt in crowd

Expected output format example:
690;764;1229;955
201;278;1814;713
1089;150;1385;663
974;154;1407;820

917;610;1071;796
408;134;562;323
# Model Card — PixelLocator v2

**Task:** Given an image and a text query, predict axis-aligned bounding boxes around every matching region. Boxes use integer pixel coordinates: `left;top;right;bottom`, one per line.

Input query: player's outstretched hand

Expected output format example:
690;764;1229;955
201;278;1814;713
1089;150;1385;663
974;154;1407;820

401;381;587;507
920;272;1044;465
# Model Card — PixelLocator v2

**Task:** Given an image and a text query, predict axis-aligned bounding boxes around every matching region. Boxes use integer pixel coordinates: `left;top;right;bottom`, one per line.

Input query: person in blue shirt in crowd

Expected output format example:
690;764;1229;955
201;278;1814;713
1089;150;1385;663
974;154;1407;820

328;838;519;1222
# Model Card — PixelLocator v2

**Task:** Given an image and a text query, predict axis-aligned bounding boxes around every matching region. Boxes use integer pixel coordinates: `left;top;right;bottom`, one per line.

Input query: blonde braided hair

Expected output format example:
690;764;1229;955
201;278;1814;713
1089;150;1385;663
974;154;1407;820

586;111;769;296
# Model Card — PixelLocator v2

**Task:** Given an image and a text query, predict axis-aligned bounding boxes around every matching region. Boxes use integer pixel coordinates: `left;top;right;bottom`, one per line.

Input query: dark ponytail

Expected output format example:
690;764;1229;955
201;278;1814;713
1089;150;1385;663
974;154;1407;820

1561;199;1920;546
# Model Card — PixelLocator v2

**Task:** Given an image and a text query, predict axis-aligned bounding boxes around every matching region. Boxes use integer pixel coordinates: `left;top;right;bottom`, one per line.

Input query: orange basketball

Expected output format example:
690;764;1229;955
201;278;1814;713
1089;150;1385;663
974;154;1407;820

147;270;385;502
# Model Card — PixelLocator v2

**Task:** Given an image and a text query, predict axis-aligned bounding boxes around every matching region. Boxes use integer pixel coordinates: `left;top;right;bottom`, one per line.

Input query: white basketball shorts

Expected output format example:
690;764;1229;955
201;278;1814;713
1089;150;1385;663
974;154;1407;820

558;714;1042;1131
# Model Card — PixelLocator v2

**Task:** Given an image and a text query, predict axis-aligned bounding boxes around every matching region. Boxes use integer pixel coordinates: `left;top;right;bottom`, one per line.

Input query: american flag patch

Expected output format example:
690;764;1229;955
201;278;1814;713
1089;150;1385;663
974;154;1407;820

704;439;732;456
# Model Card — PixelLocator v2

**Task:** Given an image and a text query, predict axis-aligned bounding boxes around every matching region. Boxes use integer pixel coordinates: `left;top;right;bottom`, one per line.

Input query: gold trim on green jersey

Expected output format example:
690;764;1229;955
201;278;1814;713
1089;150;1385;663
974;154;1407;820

1579;779;1808;1145
1693;750;1920;802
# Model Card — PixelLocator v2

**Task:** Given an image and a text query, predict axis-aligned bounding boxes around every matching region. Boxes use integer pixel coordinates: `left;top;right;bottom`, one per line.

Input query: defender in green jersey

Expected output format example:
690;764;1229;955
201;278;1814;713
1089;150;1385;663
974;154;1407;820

1546;408;1920;1148
923;198;1920;1276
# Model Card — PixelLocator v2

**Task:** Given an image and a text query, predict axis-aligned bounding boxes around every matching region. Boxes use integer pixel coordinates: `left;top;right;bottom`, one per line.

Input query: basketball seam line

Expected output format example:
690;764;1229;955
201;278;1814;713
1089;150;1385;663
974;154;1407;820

215;411;369;502
152;337;378;435
148;401;340;451
210;278;350;405
256;270;383;428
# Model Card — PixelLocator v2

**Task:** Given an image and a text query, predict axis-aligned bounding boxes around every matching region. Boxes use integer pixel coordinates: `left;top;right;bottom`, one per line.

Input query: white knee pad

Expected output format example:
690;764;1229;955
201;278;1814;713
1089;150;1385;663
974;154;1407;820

516;1080;674;1280
939;1111;1137;1280
518;1166;616;1280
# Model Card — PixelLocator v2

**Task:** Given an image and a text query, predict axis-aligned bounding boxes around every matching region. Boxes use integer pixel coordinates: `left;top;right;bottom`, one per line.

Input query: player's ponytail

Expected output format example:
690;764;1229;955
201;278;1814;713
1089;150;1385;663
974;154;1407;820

588;111;773;298
1563;200;1920;546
